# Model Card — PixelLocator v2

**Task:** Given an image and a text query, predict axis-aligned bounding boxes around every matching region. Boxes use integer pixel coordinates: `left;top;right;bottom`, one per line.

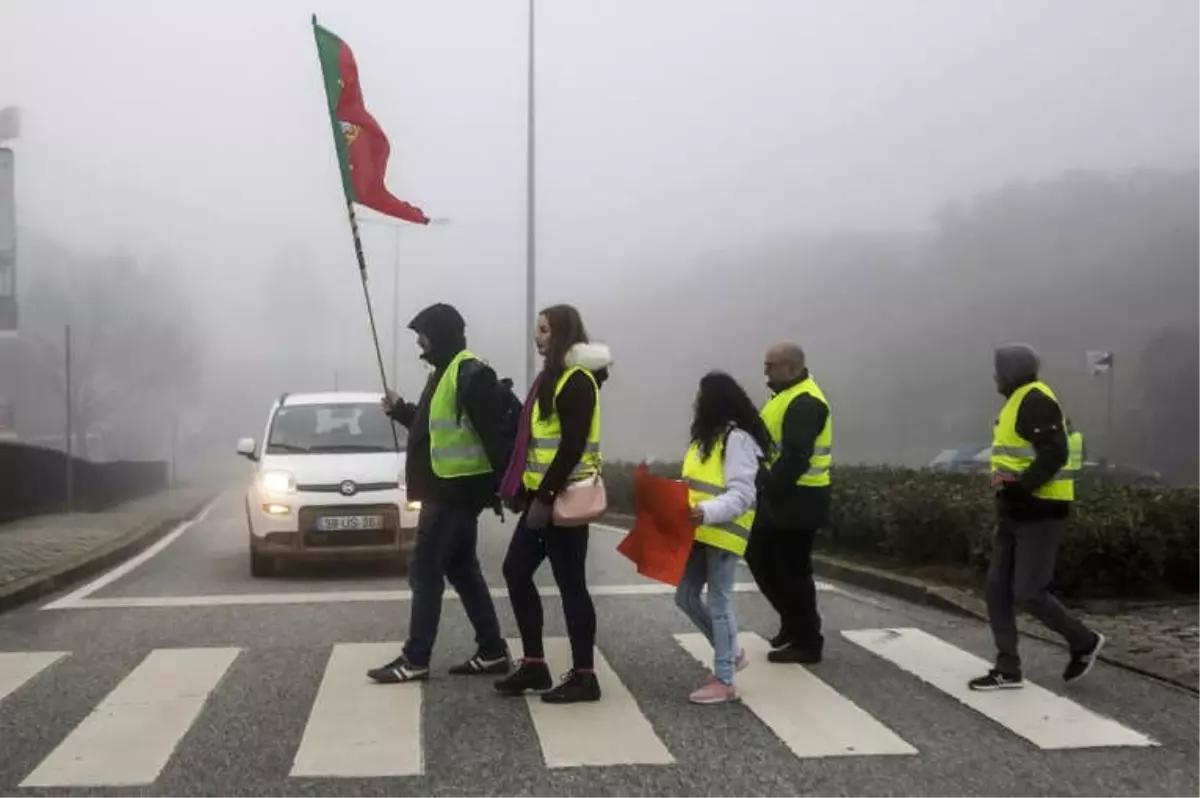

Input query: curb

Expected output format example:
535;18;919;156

0;491;217;615
810;552;1200;696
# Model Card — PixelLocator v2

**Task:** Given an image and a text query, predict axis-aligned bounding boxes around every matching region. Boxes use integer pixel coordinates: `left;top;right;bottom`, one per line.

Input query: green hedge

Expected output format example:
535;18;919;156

602;462;1199;599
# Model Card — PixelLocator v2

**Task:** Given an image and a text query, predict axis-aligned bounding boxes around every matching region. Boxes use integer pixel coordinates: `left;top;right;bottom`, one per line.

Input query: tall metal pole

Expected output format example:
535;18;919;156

1106;356;1115;461
169;410;178;488
524;0;537;389
64;323;73;512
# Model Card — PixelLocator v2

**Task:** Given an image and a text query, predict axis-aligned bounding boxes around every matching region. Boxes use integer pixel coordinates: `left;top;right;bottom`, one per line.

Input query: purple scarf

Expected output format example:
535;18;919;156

500;374;541;500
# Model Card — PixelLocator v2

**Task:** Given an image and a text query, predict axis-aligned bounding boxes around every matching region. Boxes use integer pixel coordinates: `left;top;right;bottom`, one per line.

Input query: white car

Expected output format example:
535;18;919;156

236;391;420;577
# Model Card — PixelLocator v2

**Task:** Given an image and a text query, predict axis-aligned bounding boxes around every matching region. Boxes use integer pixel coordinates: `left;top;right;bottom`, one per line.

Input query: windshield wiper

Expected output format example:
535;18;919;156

267;443;310;453
307;444;396;453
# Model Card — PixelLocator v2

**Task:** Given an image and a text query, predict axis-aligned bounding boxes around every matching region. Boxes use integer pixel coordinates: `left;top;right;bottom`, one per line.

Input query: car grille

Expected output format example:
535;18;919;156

296;481;400;493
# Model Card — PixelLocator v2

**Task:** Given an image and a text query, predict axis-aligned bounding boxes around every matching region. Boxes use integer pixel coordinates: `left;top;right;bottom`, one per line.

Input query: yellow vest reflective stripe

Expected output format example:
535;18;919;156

682;432;754;556
990;380;1083;501
428;350;492;478
522;367;603;491
760;376;833;487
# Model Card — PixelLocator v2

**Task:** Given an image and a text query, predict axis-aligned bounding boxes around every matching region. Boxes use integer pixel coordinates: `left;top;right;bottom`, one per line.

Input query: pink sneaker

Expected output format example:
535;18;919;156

689;677;739;704
735;648;748;672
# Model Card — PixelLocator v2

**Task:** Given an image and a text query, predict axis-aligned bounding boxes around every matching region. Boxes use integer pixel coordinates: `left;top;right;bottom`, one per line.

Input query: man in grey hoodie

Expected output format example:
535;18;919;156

969;343;1104;691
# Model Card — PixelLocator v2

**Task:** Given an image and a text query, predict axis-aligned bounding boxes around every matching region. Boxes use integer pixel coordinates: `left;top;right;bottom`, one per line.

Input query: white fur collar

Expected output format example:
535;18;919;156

565;342;613;371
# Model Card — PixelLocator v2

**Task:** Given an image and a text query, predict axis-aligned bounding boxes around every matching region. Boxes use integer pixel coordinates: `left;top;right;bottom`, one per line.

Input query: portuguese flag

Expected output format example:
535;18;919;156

312;17;429;225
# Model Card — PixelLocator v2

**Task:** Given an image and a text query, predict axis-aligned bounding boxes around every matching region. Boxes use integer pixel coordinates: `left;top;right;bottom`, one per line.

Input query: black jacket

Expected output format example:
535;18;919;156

995;380;1071;522
756;370;832;532
386;304;505;511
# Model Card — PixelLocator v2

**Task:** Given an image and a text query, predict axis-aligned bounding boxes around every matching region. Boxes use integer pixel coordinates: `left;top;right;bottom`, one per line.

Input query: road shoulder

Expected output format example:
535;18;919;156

0;488;217;614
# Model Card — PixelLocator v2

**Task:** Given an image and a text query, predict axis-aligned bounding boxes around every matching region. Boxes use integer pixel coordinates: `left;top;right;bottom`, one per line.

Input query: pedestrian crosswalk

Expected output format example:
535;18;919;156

0;627;1160;788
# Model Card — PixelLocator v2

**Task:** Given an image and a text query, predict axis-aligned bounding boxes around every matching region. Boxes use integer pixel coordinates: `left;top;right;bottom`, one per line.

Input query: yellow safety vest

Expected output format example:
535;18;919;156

429;350;492;478
682;430;755;556
522;366;602;491
991;380;1084;501
760;376;833;487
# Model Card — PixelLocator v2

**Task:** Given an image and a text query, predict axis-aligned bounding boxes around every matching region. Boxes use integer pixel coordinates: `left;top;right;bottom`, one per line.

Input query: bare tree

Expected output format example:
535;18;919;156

20;242;201;460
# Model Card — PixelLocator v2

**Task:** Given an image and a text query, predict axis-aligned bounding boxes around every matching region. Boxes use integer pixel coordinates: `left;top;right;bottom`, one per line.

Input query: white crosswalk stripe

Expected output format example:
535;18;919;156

842;627;1159;750
0;651;68;704
509;636;675;768
675;632;918;757
291;642;425;778
0;626;1162;788
19;647;240;788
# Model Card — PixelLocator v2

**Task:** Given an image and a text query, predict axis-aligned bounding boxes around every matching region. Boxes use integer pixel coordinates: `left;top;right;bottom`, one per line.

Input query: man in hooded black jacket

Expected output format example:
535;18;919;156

367;302;511;683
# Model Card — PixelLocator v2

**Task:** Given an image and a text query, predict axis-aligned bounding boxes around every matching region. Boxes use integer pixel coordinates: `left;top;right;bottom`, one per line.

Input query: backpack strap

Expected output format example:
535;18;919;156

455;356;493;424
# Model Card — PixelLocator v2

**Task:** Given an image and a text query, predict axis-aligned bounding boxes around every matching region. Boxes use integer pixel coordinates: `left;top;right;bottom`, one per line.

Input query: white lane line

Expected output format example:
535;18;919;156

509;637;674;768
841;628;1159;749
0;651;69;704
20;647;240;787
290;642;422;778
41;498;218;610
675;632;917;758
49;580;844;610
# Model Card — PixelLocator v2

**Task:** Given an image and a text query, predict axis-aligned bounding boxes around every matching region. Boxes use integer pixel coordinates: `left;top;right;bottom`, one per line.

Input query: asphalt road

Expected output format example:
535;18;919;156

0;491;1196;796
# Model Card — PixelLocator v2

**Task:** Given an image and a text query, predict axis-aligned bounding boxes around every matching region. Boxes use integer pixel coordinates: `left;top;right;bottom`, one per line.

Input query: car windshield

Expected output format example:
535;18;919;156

265;403;406;454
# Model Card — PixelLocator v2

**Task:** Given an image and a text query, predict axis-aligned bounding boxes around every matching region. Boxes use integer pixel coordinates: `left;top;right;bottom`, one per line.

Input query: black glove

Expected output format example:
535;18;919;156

998;481;1032;503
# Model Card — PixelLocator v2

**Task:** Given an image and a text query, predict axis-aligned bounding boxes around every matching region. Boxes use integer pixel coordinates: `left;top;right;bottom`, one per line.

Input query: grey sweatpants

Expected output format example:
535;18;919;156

986;516;1095;673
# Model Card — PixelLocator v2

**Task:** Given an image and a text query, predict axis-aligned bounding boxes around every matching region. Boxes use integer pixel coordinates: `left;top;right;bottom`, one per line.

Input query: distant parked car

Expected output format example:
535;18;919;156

927;445;991;474
236;391;420;577
928;444;1165;486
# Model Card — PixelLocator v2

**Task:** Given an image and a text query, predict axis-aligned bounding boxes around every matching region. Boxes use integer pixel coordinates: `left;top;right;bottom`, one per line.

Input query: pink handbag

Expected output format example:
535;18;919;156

552;470;608;527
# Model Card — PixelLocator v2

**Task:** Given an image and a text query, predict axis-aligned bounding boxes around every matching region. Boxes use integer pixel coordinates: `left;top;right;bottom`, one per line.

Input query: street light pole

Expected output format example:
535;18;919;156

524;0;537;389
64;323;73;513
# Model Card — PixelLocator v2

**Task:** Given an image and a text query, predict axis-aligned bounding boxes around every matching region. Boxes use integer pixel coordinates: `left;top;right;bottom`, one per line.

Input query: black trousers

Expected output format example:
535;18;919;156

502;513;596;670
402;501;505;667
744;523;824;651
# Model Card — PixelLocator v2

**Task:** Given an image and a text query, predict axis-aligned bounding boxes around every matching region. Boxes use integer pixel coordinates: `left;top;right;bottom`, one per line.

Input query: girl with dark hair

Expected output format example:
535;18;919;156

675;370;772;703
495;304;613;704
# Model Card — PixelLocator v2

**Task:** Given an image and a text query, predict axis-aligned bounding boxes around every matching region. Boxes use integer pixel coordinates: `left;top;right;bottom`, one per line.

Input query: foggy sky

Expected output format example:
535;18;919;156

1;0;1196;460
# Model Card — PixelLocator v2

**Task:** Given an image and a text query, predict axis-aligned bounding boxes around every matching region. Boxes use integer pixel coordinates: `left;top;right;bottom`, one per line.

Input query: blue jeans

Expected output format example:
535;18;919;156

675;542;740;684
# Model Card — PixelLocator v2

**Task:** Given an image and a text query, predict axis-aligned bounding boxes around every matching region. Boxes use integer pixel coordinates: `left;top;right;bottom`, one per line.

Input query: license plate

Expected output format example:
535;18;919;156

315;515;384;532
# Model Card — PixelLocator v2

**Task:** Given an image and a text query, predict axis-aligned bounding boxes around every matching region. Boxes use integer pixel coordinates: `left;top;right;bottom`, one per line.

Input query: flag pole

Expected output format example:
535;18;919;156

344;197;391;395
312;13;399;451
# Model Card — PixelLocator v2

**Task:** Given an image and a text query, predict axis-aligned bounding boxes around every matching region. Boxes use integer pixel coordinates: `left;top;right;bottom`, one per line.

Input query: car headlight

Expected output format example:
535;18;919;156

406;500;421;511
259;470;296;495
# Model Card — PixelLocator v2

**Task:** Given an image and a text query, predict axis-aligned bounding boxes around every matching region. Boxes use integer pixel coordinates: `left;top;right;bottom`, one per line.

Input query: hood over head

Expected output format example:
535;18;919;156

407;302;466;368
994;342;1040;395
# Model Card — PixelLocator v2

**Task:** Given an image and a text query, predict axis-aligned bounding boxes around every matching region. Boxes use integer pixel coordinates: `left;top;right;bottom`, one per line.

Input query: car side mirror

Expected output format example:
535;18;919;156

236;437;258;461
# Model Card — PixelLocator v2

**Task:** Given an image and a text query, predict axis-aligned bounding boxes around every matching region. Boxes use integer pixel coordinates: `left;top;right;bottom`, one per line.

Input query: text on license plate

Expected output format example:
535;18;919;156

316;515;384;532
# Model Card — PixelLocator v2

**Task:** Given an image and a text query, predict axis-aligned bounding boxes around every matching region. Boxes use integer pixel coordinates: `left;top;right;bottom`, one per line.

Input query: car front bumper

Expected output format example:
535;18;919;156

249;495;420;559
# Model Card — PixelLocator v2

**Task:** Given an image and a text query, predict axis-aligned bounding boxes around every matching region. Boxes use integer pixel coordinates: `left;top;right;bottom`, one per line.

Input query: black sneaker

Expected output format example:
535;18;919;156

769;630;791;650
449;646;512;676
494;659;553;695
540;670;601;704
767;643;822;665
367;654;429;684
967;669;1024;691
1063;632;1105;684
